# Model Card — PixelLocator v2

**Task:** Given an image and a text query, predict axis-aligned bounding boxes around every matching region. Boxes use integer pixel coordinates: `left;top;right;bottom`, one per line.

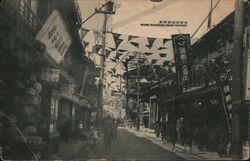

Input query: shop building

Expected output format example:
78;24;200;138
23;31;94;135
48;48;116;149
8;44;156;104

0;0;97;159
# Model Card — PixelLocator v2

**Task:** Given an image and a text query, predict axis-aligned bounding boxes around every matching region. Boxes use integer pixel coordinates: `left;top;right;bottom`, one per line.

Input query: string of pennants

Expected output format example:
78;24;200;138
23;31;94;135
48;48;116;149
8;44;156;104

79;28;172;77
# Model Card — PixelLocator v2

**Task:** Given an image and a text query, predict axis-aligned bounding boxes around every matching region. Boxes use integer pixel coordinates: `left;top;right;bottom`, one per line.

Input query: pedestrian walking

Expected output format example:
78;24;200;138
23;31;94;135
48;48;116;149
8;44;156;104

112;119;118;139
216;122;229;157
154;122;160;137
161;120;167;143
102;115;113;148
183;122;193;152
170;121;177;151
176;117;184;145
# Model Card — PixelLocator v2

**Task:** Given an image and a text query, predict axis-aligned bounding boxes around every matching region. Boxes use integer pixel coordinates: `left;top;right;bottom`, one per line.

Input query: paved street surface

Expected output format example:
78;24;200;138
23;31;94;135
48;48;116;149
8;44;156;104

73;128;183;160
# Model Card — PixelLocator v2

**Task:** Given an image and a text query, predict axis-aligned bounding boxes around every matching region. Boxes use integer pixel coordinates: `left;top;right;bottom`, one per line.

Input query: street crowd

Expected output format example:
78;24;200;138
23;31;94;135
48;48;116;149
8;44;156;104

89;115;119;149
154;118;231;157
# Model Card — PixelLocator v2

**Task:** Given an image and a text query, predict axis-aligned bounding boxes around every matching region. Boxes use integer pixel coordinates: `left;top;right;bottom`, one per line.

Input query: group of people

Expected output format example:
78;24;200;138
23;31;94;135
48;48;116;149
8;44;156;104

154;118;231;157
90;115;119;149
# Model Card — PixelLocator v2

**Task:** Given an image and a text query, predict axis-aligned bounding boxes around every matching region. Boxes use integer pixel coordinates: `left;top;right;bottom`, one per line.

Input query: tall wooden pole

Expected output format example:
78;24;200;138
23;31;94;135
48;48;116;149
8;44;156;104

96;0;108;126
136;53;141;131
231;0;244;159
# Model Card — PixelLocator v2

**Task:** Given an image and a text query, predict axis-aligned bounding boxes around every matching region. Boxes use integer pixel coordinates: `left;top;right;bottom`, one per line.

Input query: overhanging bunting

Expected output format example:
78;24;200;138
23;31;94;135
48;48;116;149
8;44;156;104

110;58;117;62
159;53;167;57
158;47;168;50
163;38;171;45
111;68;116;74
128;35;138;41
147;37;155;49
118;49;127;52
105;49;112;58
144;52;153;56
82;41;89;49
108;47;116;51
92;29;101;44
112;33;121;41
146;44;153;50
151;59;158;64
130;41;139;48
115;52;123;60
114;39;123;49
95;44;103;54
80;28;89;40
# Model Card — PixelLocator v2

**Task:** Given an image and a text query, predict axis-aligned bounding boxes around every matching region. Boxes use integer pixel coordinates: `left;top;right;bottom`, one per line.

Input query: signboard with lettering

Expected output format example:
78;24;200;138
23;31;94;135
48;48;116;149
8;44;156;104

41;68;60;82
36;10;72;63
171;34;193;89
213;61;232;133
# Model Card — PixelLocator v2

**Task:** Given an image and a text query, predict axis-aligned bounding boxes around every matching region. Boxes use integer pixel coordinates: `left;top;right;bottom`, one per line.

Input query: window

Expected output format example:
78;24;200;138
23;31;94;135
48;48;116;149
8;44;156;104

49;97;58;134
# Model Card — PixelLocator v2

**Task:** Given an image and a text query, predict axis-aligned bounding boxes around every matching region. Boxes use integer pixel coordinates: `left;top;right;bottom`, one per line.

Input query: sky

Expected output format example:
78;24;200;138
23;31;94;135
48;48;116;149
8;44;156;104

78;0;235;91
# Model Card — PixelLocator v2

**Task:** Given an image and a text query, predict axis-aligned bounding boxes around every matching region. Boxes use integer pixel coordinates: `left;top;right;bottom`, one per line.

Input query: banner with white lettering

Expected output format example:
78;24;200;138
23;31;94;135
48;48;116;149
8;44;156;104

213;61;232;133
171;34;192;88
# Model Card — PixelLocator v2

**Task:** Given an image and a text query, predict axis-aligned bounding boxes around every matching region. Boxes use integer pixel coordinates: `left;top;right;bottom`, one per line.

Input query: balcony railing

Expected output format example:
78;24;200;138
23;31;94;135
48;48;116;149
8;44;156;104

3;0;42;35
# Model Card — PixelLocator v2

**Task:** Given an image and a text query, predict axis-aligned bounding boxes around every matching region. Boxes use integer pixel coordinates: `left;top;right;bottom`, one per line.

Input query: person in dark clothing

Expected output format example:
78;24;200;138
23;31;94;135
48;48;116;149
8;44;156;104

154;122;161;137
161;120;167;142
216;122;229;157
102;115;113;148
170;122;178;151
183;123;193;152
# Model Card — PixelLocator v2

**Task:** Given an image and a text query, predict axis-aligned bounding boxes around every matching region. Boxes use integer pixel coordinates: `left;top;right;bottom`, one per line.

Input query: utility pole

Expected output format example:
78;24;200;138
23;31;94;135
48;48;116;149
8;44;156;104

96;3;108;127
136;53;141;131
96;0;115;126
231;0;244;159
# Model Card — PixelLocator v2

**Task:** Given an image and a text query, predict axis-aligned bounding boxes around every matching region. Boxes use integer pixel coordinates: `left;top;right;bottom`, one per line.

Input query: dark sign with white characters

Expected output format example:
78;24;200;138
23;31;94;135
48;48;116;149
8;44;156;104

171;34;192;89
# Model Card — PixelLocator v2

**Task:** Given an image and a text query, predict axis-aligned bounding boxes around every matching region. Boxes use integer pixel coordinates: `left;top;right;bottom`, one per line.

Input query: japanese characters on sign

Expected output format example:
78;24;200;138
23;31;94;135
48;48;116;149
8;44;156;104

171;34;193;88
213;61;232;133
36;10;72;63
41;68;60;82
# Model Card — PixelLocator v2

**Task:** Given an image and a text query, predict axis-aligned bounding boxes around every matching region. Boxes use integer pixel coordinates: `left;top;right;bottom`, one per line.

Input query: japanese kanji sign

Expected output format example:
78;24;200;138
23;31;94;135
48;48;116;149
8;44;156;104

36;10;72;63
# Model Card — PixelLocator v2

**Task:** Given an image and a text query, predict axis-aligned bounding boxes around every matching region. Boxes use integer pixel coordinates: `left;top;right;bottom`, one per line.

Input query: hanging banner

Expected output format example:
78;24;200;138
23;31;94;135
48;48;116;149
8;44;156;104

41;68;60;82
130;41;139;49
36;10;72;64
213;61;232;133
112;33;121;42
80;28;89;40
147;37;156;48
105;49;112;58
128;35;138;42
114;39;123;49
171;34;192;87
163;38;171;45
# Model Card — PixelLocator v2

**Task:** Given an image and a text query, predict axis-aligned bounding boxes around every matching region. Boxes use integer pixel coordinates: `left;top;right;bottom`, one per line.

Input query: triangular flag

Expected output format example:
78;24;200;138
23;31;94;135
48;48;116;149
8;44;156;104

114;39;123;49
95;44;103;53
111;68;116;74
82;41;89;49
144;52;153;56
105;49;112;58
151;59;158;64
163;38;171;45
118;49;127;52
128;35;138;41
159;53;167;57
147;37;156;47
115;52;123;60
146;44;153;50
112;33;121;41
80;28;89;40
158;47;168;50
110;58;117;62
92;29;101;44
130;41;139;48
108;47;116;51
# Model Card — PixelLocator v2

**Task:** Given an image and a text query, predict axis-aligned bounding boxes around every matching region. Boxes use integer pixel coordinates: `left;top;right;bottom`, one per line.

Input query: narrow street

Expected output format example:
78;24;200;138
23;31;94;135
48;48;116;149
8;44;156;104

74;128;183;160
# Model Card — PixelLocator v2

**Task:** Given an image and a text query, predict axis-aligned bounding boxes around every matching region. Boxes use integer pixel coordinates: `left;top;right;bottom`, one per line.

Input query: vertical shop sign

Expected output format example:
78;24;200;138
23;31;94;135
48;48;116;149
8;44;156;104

36;10;72;63
213;61;232;133
171;34;192;89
